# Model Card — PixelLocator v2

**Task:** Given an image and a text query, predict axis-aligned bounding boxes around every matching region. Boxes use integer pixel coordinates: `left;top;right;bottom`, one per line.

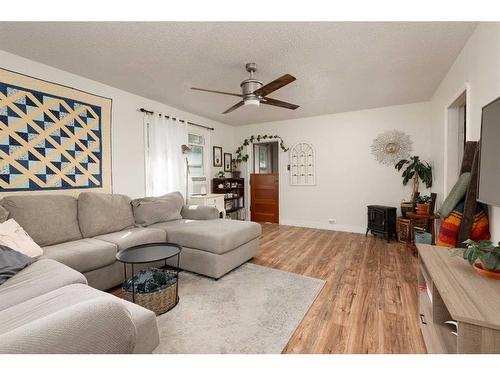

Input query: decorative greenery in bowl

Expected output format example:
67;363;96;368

455;240;500;280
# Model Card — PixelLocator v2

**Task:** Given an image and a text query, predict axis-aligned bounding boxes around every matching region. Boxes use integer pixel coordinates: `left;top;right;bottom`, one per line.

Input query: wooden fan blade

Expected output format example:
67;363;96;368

261;97;299;110
253;74;296;97
191;87;242;97
223;101;245;114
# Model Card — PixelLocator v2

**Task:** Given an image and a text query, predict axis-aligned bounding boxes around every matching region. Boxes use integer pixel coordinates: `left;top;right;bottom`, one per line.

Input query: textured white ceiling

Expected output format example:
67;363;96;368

0;22;476;126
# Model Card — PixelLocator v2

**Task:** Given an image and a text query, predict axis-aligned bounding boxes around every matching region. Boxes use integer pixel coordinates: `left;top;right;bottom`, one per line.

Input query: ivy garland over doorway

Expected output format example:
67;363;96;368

233;135;290;164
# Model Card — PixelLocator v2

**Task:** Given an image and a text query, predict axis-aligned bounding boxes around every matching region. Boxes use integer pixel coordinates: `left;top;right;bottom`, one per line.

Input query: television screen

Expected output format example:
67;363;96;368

478;97;500;207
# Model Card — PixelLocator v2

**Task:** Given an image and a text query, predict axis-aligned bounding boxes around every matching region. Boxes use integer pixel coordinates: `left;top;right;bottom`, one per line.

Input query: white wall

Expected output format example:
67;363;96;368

0;50;235;198
429;22;500;242
235;102;431;233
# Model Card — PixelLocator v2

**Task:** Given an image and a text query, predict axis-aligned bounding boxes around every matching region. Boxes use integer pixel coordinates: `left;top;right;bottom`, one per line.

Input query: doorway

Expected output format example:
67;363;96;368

250;142;279;223
445;86;468;194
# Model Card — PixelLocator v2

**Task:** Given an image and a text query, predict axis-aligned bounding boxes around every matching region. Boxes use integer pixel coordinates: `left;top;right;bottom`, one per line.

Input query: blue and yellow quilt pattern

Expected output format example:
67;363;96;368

0;83;103;191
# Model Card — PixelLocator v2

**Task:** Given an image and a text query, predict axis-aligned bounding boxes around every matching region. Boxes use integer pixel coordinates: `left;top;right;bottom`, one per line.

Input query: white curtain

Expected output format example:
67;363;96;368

144;114;187;197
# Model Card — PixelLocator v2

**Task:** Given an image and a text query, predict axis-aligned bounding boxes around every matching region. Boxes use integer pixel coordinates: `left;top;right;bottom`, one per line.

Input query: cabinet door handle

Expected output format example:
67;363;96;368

419;313;427;325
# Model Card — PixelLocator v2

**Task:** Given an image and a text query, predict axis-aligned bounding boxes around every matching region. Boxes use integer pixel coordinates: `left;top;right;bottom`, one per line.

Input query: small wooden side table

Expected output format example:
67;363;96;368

406;212;438;245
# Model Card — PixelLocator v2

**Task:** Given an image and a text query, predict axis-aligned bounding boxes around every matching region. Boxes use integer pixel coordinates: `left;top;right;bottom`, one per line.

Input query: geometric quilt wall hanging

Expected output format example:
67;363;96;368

0;68;112;195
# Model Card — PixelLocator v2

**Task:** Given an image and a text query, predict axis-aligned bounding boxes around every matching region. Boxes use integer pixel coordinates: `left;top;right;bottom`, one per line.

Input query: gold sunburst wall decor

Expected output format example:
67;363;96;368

371;130;413;166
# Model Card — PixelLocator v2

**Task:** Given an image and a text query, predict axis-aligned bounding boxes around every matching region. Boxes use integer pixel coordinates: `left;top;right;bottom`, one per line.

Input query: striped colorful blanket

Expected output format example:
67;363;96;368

437;202;490;248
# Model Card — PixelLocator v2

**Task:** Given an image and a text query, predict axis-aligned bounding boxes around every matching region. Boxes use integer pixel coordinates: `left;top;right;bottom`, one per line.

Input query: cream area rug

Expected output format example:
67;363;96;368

154;263;325;354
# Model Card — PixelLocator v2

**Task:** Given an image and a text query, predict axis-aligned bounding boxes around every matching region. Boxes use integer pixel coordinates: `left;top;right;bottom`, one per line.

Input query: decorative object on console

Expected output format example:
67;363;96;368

289;143;315;186
224;153;232;172
454;239;500;280
217;170;225;178
213;146;222;167
371;130;412;166
395;155;432;201
366;205;397;242
0;68;112;194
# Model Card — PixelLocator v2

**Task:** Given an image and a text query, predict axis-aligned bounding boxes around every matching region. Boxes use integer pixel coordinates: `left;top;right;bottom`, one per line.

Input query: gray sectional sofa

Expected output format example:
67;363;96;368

0;191;261;353
0;191;261;290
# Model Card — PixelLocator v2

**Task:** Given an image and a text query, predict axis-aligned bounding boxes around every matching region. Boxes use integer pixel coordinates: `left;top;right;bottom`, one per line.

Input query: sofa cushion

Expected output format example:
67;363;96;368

78;192;135;238
0;298;136;354
131;192;184;226
0;195;82;246
0;283;158;354
0;245;36;285
94;227;166;251
0;259;86;311
41;238;118;273
149;219;262;255
0;205;8;223
181;205;219;220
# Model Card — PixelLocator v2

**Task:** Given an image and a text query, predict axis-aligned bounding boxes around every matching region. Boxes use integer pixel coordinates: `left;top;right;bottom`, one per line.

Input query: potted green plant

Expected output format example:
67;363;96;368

395;155;433;202
217;170;225;178
416;195;431;215
455;240;500;280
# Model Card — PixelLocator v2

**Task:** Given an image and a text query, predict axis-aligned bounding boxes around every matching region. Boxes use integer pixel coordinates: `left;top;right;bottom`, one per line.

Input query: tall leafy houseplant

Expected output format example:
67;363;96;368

395;156;432;201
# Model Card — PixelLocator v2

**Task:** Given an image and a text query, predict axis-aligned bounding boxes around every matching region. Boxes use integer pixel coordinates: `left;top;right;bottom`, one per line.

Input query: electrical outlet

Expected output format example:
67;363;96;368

328;218;336;224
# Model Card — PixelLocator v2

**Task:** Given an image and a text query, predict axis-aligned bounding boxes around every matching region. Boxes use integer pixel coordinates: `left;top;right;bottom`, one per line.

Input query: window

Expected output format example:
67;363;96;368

187;132;205;177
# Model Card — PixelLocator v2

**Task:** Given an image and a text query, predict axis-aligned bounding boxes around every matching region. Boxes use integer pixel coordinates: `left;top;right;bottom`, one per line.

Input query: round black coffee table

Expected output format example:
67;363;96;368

116;242;181;310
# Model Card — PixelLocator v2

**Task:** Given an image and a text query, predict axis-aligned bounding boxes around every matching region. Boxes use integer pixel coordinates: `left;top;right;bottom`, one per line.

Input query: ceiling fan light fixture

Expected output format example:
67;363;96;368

244;98;260;107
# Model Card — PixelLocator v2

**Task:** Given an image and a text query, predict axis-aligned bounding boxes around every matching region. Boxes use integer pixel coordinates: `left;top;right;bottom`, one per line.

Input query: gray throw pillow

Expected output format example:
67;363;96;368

0;245;36;285
131;191;184;226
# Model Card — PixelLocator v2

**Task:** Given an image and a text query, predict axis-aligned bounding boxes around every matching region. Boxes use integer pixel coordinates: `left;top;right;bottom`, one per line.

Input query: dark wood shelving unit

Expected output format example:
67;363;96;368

212;178;245;220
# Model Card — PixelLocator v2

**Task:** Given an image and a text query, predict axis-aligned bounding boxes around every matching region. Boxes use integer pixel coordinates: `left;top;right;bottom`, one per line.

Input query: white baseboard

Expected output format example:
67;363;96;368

279;219;366;234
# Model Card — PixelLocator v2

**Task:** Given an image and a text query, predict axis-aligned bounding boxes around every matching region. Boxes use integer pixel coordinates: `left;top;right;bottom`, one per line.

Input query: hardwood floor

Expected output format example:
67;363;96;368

251;223;427;354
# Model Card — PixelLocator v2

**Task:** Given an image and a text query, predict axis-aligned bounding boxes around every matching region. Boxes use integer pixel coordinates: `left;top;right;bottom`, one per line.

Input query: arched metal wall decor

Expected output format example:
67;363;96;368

290;143;315;186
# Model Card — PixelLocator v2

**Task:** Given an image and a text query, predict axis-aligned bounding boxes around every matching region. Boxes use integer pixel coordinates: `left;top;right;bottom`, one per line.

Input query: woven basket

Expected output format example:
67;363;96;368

123;280;178;315
400;202;414;218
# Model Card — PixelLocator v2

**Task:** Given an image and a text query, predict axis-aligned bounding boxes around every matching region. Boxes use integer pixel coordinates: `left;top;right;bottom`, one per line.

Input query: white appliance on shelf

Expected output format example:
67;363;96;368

189;193;226;218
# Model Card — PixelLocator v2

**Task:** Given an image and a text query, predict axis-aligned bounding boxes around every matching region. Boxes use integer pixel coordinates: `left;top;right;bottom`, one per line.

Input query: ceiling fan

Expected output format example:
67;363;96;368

191;63;299;114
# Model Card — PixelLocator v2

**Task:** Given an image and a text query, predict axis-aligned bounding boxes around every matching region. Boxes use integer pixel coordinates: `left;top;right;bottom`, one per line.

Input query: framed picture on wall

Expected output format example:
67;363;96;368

213;146;222;167
224;153;232;172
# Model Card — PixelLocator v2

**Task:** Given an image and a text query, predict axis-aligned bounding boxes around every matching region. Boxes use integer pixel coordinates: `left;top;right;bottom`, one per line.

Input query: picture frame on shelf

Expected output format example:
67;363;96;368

213;146;222;167
224;153;232;172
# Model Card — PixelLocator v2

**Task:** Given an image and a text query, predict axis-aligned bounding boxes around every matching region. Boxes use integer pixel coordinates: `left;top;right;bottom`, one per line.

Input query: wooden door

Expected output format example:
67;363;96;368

250;173;279;223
